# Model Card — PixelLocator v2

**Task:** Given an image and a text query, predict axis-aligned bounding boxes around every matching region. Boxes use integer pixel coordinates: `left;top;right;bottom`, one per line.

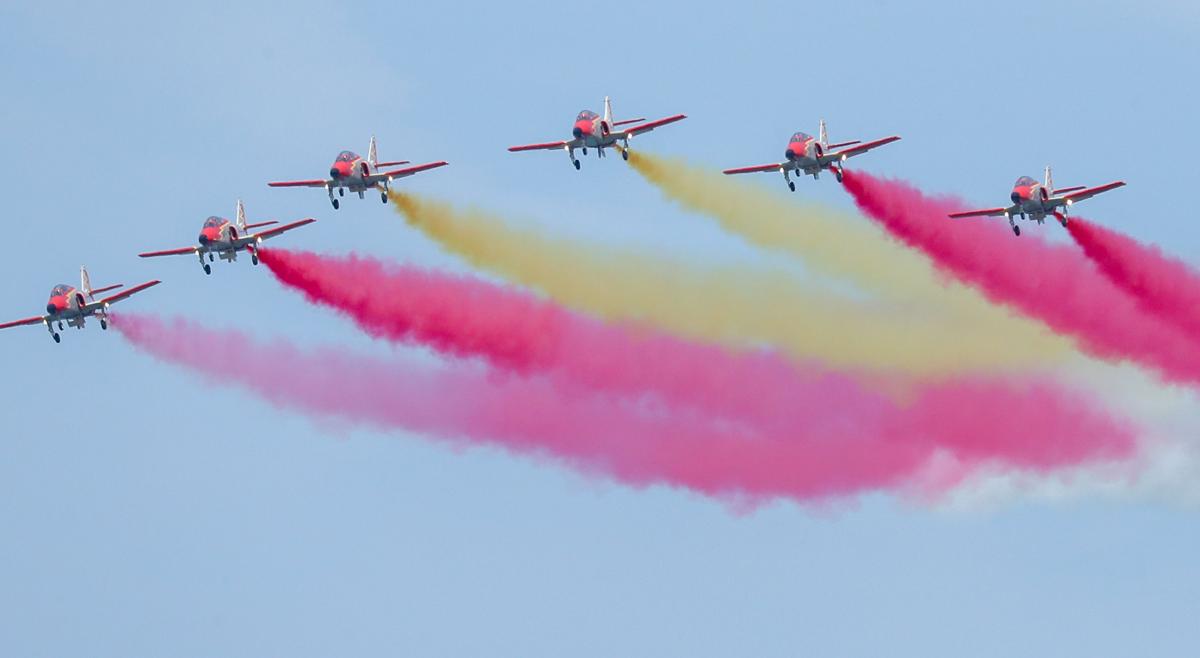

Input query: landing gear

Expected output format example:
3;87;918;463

622;149;629;161
52;333;61;343
582;148;587;156
381;191;388;203
204;263;212;275
788;181;796;192
251;253;259;266
834;167;844;183
332;198;340;210
338;188;345;197
1013;224;1021;236
208;253;215;262
573;159;581;170
100;319;108;330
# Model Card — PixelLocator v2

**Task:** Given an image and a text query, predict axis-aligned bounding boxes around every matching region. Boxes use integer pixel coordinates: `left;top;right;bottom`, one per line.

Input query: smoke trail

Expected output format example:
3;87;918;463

388;190;1062;374
1067;218;1200;338
258;248;1136;473
113;313;1134;502
841;170;1200;385
625;151;1055;334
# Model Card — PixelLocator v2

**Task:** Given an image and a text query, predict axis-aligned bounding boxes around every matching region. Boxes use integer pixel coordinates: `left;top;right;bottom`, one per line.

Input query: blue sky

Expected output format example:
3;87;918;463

1;2;1198;656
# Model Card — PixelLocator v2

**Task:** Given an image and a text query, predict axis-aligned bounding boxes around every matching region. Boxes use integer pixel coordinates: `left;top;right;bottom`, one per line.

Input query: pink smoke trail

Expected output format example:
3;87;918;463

1067;218;1200;338
258;248;1134;472
841;170;1200;386
112;313;1133;503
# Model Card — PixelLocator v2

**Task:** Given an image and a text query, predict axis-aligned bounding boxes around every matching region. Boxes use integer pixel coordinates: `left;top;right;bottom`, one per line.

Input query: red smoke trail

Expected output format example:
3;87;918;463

1067;217;1200;338
259;248;1135;473
112;313;1134;503
841;170;1200;385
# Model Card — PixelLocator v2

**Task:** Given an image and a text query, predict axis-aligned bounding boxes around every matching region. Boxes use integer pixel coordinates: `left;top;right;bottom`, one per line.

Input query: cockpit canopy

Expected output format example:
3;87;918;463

790;132;813;144
335;150;359;163
203;216;227;228
50;284;73;297
576;110;598;122
1014;176;1038;187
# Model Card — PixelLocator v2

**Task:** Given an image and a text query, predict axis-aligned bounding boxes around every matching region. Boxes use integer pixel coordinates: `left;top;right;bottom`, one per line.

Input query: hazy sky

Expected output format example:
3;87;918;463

1;2;1197;656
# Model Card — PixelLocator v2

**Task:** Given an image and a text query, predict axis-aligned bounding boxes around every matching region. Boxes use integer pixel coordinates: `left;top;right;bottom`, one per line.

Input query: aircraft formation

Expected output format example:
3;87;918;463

0;96;1126;342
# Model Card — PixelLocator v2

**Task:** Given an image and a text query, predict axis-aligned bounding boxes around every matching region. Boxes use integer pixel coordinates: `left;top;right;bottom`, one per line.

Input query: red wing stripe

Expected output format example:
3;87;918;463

624;113;687;135
139;247;197;258
828;135;901;159
97;280;161;306
948;208;1008;219
723;163;783;175
267;179;329;188
381;161;449;178
1063;181;1126;202
508;141;569;152
0;316;45;330
254;218;316;240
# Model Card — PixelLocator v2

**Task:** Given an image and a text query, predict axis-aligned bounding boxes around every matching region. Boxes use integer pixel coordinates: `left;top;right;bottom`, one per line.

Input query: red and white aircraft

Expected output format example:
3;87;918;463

723;120;901;190
508;96;686;169
0;266;160;343
268;136;448;209
948;166;1125;236
138;200;315;274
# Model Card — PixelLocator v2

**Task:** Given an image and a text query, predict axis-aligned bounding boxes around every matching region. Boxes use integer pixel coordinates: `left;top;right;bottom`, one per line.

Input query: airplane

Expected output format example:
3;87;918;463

0;266;160;343
138;200;315;274
508;96;686;169
722;120;901;190
268;136;448;209
948;166;1126;236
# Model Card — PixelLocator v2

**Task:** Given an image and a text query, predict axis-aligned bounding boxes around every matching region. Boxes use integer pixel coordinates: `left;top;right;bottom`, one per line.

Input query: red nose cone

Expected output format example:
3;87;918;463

47;295;67;314
573;119;593;137
331;162;351;178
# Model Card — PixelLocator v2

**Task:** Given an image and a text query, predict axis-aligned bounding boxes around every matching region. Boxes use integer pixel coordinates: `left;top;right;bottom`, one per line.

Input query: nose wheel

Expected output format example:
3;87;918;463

204;263;212;275
573;159;581;170
788;181;796;192
331;198;340;210
1012;224;1021;236
52;333;61;343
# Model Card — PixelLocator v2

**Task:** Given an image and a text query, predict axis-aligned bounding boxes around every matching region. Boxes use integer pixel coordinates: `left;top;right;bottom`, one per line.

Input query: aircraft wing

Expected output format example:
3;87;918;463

250;218;316;241
820;135;901;164
84;280;161;312
0;315;46;330
508;140;571;152
723;163;783;175
366;161;449;184
1058;181;1126;205
948;206;1015;219
139;246;198;258
267;178;330;188
620;113;687;136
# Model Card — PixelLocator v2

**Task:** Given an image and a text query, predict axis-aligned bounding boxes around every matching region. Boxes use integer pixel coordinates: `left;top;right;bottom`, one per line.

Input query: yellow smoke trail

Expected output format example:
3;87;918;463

624;150;1063;340
389;191;1065;375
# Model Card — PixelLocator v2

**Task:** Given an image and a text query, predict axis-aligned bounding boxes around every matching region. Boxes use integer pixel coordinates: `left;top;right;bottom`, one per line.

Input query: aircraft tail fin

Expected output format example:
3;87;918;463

1044;165;1054;192
368;135;379;169
79;266;121;300
603;96;614;129
819;119;829;148
236;199;248;233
